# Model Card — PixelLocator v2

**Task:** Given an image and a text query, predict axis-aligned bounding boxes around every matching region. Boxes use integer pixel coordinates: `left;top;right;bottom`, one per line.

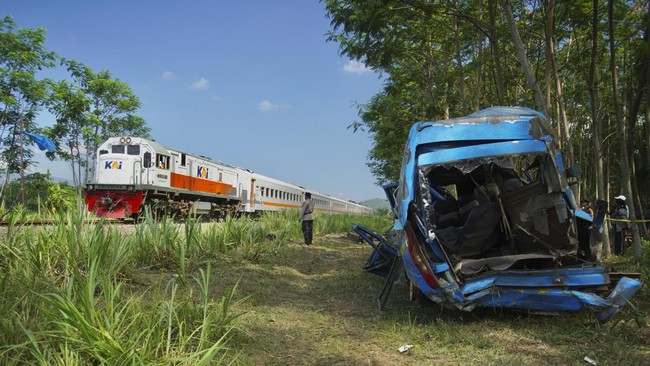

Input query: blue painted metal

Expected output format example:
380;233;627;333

353;224;397;279
596;277;643;322
396;107;559;225
417;140;547;167
356;106;642;321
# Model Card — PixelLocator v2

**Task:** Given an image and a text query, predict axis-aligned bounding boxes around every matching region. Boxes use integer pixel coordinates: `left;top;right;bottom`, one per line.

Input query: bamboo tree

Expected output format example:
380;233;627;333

324;0;649;205
588;0;611;257
608;0;640;260
488;0;506;104
646;1;650;172
544;0;574;165
502;0;547;115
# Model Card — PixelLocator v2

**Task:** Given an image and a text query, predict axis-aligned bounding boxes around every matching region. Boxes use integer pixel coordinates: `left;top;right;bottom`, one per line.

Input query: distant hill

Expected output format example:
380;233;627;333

359;198;390;210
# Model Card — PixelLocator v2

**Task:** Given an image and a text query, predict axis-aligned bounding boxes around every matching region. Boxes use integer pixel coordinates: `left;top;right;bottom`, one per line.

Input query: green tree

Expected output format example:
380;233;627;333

326;0;650;251
46;79;91;188
326;0;482;183
0;16;56;207
4;172;53;212
46;60;150;187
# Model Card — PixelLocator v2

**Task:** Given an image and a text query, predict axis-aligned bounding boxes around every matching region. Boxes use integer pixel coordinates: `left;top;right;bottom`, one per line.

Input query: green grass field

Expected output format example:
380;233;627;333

0;211;647;365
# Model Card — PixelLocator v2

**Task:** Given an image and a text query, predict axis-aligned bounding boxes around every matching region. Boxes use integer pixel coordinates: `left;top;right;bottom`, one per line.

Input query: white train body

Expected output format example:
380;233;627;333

85;137;374;218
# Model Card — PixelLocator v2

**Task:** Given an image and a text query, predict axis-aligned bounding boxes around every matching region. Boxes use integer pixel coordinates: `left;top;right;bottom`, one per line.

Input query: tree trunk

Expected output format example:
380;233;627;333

639;3;650;235
589;0;610;257
475;0;484;111
0;126;18;210
646;1;650;187
544;0;553;120
608;0;641;260
546;0;574;166
502;0;547;115
19;114;24;206
454;17;467;114
489;0;506;104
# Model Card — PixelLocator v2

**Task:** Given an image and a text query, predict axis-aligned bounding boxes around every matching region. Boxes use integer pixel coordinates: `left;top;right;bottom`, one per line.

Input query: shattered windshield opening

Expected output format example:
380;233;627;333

419;152;577;274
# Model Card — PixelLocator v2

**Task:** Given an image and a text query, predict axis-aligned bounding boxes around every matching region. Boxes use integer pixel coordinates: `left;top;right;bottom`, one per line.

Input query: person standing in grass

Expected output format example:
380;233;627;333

610;195;629;255
299;192;314;245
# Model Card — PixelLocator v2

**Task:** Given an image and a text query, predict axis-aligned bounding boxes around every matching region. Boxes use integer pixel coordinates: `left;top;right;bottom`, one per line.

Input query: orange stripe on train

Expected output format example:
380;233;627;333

261;201;300;209
170;172;233;195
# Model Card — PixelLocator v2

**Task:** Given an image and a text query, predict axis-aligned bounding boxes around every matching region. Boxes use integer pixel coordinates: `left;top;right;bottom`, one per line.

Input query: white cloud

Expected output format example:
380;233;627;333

343;60;372;74
190;77;210;90
212;95;223;101
258;100;291;111
259;100;275;111
162;70;176;80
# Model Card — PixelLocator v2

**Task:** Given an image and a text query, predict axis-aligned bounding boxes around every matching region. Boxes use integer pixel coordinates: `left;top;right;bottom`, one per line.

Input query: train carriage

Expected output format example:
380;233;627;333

85;136;374;219
86;137;243;218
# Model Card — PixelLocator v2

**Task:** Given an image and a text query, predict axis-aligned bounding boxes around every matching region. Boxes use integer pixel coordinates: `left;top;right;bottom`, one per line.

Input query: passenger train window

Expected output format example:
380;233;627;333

99;149;108;155
111;145;125;154
127;145;140;155
181;153;186;167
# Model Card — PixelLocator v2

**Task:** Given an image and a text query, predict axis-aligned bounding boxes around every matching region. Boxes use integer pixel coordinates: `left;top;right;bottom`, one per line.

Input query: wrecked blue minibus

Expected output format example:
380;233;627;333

355;106;641;322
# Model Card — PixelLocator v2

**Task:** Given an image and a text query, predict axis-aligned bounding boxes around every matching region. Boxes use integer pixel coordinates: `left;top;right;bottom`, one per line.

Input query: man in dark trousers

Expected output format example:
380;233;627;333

610;194;629;255
299;192;314;245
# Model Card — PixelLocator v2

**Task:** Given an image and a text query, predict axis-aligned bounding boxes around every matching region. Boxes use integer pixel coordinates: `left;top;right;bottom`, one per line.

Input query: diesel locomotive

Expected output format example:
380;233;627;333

84;136;373;219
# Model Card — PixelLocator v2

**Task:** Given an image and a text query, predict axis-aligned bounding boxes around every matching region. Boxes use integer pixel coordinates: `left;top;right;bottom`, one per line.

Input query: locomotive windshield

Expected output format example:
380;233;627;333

127;145;140;155
111;145;125;154
109;144;141;155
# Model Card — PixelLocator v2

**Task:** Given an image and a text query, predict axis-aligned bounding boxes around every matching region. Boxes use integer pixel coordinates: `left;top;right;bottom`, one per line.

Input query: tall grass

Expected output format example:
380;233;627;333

257;209;392;240
0;211;244;365
0;208;390;364
315;212;391;236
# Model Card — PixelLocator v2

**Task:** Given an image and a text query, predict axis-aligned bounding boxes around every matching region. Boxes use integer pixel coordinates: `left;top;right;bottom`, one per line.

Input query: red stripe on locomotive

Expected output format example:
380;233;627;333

85;190;144;219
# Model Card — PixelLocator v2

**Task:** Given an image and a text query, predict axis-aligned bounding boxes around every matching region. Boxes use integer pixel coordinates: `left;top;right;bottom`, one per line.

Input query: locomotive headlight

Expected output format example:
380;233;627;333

119;137;126;143
125;137;132;144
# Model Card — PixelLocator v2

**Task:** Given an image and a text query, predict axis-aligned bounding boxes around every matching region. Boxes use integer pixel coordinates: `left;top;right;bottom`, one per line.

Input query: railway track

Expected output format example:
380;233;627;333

0;218;134;227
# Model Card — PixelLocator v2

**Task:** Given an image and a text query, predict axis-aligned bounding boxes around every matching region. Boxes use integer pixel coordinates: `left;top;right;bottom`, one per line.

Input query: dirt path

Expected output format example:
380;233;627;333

222;237;414;365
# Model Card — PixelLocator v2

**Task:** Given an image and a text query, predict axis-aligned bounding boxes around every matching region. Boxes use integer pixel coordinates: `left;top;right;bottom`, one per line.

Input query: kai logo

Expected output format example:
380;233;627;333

197;166;209;179
104;161;123;170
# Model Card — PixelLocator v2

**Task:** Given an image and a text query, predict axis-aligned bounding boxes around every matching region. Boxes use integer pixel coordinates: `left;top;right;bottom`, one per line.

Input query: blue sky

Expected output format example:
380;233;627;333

4;0;387;201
